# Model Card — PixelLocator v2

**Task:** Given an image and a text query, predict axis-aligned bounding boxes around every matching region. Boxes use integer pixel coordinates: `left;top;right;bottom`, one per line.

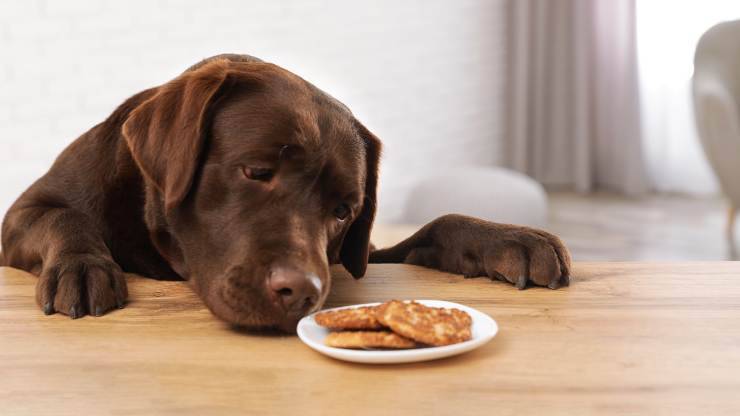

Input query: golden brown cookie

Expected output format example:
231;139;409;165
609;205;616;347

377;300;472;346
314;306;384;330
325;331;416;349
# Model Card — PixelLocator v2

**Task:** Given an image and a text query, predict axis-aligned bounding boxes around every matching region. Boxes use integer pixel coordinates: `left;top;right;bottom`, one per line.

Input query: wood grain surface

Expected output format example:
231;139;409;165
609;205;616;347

1;262;740;415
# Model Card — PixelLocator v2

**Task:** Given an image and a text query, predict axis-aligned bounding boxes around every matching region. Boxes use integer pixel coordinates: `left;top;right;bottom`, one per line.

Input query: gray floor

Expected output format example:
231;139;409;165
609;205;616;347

547;192;737;261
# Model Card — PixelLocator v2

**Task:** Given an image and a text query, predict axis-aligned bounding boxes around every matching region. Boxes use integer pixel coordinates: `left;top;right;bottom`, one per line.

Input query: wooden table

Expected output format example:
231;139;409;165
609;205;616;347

1;262;740;415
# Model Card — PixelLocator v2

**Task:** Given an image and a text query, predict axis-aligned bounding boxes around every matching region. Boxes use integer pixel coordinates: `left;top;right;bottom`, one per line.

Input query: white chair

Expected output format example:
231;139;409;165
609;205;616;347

399;167;548;228
693;20;740;241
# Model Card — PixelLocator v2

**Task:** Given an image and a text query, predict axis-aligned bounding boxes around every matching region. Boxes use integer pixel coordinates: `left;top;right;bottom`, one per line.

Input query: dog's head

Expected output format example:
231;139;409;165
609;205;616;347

122;55;380;332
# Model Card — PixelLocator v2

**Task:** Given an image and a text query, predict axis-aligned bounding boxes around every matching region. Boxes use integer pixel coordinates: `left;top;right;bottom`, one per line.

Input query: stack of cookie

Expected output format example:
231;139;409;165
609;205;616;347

314;300;472;349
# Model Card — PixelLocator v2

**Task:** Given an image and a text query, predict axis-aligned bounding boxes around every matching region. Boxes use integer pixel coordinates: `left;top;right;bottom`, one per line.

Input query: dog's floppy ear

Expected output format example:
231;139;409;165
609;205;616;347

122;59;234;213
340;120;382;278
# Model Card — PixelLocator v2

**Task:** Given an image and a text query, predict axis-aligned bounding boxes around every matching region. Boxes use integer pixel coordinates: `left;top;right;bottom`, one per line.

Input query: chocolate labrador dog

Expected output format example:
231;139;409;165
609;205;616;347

1;54;570;332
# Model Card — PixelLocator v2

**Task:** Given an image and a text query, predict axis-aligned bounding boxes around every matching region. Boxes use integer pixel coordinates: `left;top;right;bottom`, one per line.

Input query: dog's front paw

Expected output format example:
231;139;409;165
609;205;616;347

478;227;571;290
402;214;571;289
37;254;128;318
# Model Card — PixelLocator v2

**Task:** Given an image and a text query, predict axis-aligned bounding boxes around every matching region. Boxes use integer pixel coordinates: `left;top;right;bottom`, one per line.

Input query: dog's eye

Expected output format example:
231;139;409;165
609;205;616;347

333;203;351;221
242;166;274;182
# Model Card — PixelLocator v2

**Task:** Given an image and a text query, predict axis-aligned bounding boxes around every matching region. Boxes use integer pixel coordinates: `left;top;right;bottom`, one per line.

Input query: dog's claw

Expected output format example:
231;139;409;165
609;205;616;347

43;302;54;315
547;280;561;290
69;306;80;319
516;275;527;290
94;306;103;317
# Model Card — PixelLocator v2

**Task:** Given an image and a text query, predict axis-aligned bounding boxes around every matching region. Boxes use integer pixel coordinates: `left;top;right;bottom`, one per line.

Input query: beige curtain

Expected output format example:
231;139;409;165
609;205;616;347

504;0;648;194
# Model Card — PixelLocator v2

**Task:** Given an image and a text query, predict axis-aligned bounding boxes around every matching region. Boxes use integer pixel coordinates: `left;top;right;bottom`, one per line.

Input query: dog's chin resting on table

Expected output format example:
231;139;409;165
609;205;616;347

0;54;571;333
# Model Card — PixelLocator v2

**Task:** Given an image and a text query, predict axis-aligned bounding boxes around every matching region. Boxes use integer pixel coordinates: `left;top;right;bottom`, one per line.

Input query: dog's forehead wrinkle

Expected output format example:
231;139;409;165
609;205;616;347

211;72;356;165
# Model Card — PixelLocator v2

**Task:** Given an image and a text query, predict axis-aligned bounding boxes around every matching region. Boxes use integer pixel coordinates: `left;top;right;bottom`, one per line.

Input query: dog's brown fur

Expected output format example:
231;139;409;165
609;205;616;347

1;54;570;332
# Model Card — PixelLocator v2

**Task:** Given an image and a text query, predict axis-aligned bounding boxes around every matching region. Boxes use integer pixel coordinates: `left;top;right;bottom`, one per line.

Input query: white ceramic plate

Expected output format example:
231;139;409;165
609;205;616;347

297;300;498;364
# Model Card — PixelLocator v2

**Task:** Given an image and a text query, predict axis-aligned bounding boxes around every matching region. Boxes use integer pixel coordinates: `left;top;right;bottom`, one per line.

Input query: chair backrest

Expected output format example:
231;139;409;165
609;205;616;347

693;20;740;205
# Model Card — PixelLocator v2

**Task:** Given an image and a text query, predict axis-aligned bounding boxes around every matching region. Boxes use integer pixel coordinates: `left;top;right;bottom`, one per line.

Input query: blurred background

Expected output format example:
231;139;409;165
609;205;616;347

2;0;740;261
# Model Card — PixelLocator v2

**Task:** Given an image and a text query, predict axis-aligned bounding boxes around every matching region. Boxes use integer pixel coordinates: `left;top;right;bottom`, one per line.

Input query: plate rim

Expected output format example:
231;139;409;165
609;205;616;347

297;299;498;364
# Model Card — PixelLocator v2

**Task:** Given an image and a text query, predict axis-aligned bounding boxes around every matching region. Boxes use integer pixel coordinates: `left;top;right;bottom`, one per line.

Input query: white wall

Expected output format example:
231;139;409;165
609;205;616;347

0;0;506;223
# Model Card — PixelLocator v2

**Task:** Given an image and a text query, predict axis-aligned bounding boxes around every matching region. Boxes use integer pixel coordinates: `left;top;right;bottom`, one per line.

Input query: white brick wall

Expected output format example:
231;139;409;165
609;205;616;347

0;0;506;223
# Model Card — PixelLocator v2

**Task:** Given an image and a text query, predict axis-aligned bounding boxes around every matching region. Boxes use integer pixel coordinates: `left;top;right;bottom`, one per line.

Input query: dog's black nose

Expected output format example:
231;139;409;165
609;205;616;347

269;267;321;316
